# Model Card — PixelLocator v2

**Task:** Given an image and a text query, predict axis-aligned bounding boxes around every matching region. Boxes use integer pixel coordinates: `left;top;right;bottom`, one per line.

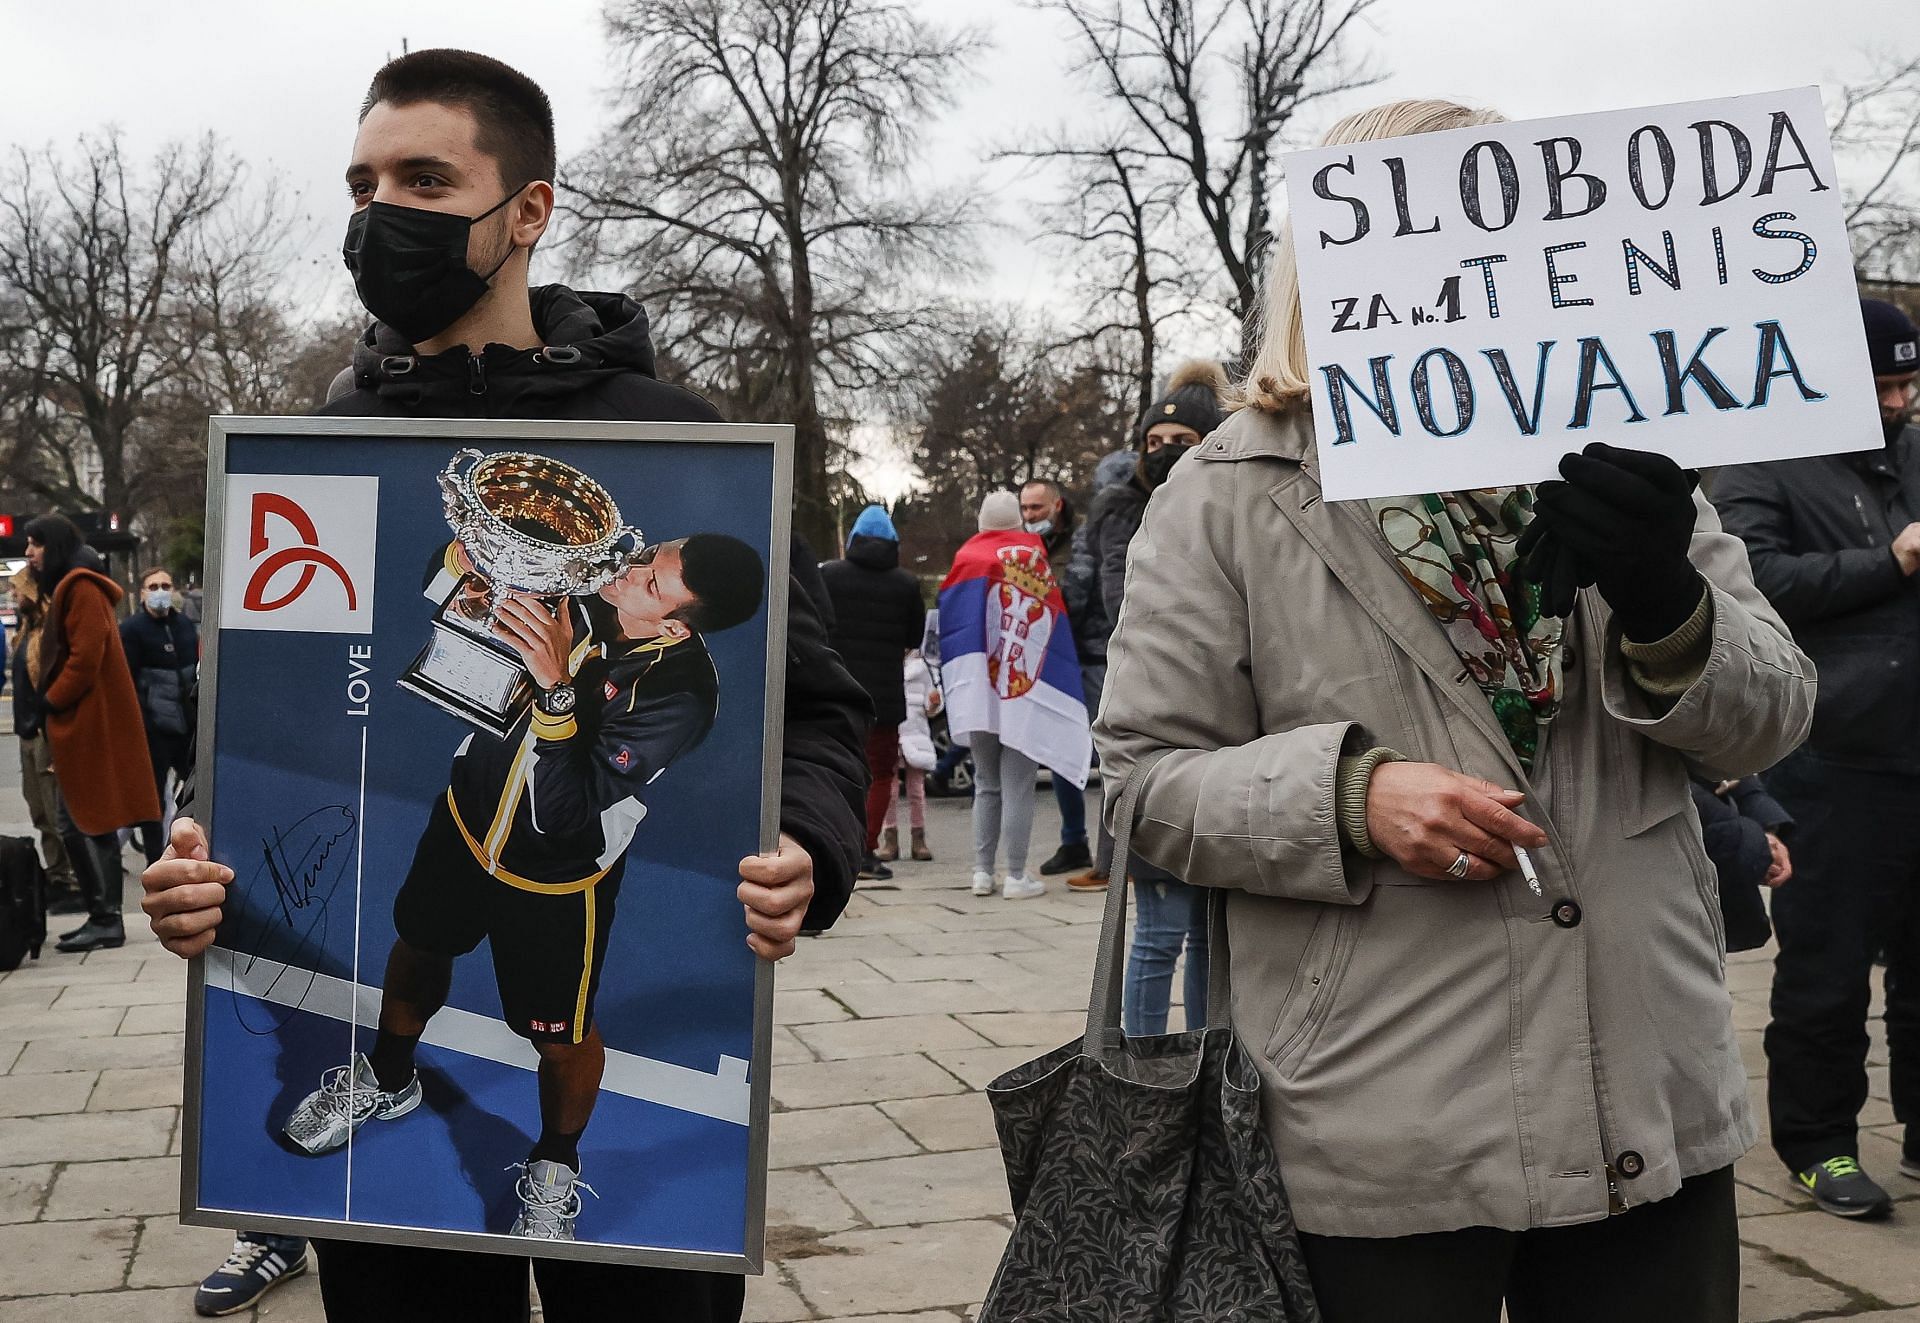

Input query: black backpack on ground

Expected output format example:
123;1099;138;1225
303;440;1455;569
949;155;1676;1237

0;837;49;971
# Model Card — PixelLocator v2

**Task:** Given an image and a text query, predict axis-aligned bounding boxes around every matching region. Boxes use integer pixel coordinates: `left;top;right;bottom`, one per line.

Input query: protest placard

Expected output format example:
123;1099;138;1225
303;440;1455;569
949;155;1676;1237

1281;87;1881;501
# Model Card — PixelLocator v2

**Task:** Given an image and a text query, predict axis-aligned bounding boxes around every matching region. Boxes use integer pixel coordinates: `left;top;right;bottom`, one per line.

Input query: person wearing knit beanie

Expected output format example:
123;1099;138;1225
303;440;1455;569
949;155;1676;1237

1707;295;1920;1222
1135;359;1228;495
979;490;1022;531
1137;358;1228;451
1862;298;1919;445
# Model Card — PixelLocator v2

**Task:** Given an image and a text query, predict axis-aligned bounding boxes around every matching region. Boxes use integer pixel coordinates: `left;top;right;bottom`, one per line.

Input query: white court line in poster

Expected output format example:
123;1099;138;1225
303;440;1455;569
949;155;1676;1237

204;946;751;1126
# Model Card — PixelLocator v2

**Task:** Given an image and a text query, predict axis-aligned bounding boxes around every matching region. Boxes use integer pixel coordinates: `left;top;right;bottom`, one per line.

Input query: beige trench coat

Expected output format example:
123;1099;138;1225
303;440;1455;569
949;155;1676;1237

1094;404;1815;1237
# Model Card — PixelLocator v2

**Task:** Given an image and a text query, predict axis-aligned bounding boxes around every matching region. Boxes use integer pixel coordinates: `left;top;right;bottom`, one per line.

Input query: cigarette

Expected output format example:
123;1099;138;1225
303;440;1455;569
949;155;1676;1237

1514;846;1543;897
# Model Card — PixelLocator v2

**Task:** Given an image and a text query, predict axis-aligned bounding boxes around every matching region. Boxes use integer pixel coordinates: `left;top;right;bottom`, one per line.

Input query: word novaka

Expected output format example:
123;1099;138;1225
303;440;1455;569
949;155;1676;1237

1321;319;1823;445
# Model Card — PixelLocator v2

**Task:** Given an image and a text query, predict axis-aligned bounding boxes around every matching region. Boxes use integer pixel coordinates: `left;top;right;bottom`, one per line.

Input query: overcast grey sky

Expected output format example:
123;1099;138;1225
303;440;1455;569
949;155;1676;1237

0;0;1908;491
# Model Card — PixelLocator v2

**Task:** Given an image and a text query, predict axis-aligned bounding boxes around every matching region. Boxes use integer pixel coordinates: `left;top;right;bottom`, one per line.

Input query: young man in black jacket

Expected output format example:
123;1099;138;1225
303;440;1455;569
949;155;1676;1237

140;49;869;1322
1712;297;1920;1220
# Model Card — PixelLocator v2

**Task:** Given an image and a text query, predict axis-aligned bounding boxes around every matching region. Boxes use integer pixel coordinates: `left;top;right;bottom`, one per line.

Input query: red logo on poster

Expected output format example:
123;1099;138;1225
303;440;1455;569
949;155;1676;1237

243;492;360;613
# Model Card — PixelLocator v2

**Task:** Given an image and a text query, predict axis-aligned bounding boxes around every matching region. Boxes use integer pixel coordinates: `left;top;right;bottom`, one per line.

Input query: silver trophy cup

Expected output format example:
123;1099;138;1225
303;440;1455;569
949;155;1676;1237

398;448;642;735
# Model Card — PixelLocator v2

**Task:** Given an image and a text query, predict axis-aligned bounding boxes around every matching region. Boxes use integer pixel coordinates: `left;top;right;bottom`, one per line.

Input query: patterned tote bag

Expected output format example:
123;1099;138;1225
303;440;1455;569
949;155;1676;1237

979;753;1321;1322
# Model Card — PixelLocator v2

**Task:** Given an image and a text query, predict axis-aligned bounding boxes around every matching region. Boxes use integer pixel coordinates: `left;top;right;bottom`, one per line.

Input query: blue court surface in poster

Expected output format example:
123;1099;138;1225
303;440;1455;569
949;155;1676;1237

190;425;776;1261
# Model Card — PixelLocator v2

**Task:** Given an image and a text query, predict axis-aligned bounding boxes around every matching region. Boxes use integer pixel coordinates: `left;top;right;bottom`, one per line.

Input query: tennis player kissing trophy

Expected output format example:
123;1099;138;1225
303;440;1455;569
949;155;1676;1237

399;448;641;735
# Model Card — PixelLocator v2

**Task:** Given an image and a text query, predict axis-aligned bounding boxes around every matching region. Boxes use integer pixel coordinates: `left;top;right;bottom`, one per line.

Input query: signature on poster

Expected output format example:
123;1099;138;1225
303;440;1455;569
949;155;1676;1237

229;805;358;1035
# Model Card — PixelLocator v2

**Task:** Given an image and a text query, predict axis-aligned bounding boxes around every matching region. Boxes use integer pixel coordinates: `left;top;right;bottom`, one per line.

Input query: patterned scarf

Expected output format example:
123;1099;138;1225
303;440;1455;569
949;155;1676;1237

1367;489;1564;770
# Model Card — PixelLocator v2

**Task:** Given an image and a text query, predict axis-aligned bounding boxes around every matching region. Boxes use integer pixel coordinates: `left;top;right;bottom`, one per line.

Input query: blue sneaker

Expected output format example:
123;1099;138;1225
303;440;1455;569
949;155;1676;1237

193;1233;309;1316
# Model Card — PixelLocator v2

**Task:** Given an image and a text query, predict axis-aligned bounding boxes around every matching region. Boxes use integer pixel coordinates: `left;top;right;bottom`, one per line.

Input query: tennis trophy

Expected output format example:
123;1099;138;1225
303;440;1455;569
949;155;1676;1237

399;448;641;736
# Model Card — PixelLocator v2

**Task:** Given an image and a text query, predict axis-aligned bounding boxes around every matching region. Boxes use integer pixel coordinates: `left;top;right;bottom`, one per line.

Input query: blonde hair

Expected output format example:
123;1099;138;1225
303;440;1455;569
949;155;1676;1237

1237;99;1506;414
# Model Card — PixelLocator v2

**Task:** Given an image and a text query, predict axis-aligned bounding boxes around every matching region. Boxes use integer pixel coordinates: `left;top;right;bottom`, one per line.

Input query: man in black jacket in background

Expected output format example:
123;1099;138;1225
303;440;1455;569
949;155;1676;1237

119;566;199;866
140;49;868;1322
1713;297;1920;1220
819;504;924;880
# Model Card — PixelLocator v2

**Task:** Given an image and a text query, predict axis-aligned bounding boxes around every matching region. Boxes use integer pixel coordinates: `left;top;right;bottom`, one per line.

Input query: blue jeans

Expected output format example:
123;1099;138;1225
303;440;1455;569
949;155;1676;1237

1123;875;1210;1036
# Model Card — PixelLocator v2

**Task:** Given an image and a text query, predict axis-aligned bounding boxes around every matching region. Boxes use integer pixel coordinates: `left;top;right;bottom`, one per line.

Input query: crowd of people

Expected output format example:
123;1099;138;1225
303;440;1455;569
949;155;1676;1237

6;519;197;954
0;45;1899;1323
817;357;1238;1033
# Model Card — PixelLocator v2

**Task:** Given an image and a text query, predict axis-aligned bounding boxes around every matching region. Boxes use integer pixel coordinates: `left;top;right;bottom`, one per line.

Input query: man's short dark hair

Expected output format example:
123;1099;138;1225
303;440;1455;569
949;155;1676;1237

362;49;556;191
1021;478;1062;500
674;534;766;635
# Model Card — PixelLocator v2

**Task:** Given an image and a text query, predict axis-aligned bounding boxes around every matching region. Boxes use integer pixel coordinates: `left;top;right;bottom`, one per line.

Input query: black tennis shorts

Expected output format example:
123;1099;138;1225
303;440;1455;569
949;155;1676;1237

392;797;623;1045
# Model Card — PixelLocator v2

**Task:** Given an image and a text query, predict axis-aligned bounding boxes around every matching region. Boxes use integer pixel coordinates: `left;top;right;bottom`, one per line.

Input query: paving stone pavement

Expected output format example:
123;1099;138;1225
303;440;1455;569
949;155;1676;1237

0;767;1914;1319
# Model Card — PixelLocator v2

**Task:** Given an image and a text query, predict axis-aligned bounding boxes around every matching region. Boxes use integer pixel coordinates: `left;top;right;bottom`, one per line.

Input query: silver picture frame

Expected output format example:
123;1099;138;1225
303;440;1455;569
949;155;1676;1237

181;415;793;1273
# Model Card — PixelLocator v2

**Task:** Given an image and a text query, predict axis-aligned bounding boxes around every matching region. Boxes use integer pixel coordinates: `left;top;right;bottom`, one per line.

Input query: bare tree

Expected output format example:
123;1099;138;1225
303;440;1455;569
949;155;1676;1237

1001;139;1200;422
897;317;1131;562
0;133;290;521
1042;0;1380;360
564;0;981;550
1831;53;1920;283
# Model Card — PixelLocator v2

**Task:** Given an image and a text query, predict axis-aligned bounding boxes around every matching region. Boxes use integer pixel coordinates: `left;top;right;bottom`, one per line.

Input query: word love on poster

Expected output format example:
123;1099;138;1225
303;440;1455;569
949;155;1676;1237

1282;88;1881;501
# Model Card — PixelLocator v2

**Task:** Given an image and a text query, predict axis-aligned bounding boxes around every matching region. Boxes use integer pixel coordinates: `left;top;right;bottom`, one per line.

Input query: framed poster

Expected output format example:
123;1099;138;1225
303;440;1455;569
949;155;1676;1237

180;417;791;1271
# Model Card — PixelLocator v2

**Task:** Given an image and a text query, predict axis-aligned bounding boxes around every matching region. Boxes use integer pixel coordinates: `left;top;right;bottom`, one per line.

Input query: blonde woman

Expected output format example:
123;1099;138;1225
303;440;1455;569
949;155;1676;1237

1095;100;1814;1322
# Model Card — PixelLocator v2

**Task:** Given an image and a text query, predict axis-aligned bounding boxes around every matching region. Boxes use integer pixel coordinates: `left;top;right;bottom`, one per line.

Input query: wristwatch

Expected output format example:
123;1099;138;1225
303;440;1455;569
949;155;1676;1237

536;683;577;717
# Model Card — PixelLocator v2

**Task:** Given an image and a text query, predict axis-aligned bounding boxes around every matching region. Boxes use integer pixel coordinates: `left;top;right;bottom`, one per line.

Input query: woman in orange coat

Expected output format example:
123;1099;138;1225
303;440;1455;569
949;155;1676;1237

25;514;160;952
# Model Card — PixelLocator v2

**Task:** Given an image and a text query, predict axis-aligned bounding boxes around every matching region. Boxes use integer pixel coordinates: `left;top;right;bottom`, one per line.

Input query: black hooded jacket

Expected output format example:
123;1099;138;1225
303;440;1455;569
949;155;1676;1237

1712;423;1920;773
322;286;718;422
819;534;925;726
239;285;871;928
1085;474;1152;626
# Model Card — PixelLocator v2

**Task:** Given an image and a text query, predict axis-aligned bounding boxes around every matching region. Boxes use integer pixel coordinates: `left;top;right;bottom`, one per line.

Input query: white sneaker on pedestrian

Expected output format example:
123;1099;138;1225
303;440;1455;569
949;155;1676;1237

971;870;997;897
1003;874;1046;900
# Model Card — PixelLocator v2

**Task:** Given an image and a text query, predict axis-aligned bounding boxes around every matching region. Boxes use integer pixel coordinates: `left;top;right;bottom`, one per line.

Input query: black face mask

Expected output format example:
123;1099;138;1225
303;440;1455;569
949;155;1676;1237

1141;443;1194;489
342;194;518;345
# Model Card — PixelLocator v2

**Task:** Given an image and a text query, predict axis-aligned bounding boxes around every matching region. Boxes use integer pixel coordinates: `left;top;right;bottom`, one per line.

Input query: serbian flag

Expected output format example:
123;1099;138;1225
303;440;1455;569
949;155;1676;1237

937;530;1091;788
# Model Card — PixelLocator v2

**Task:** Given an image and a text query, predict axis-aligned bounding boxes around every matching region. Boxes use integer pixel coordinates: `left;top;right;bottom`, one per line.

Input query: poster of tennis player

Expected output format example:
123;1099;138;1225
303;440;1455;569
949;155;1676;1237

180;417;790;1270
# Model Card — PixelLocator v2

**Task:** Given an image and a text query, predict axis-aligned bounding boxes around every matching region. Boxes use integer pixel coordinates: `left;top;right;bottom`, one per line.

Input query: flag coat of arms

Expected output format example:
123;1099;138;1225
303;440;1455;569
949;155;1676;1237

937;530;1092;788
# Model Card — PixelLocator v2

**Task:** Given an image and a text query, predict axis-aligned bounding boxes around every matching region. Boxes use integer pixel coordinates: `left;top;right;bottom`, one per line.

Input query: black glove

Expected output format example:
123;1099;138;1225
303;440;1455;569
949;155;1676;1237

1516;442;1706;642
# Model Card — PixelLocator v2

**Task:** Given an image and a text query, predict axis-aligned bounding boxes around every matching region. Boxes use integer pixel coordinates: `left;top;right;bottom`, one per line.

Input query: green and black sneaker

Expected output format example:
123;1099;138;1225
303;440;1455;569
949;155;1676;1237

1795;1156;1893;1219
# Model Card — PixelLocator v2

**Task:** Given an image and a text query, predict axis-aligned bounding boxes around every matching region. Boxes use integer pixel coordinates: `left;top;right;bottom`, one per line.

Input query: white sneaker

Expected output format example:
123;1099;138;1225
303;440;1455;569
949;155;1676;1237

971;870;997;897
1003;874;1046;900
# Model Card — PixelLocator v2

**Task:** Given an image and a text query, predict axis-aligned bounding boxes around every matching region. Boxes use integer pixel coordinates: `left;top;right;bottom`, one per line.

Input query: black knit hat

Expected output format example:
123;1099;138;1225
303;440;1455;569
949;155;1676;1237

1137;359;1227;449
1863;298;1919;377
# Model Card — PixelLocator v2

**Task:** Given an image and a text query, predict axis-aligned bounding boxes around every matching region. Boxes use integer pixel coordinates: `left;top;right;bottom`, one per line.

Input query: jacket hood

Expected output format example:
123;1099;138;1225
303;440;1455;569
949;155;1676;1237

1093;449;1137;492
344;284;662;409
846;533;902;571
8;565;40;604
52;565;125;609
850;504;899;542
